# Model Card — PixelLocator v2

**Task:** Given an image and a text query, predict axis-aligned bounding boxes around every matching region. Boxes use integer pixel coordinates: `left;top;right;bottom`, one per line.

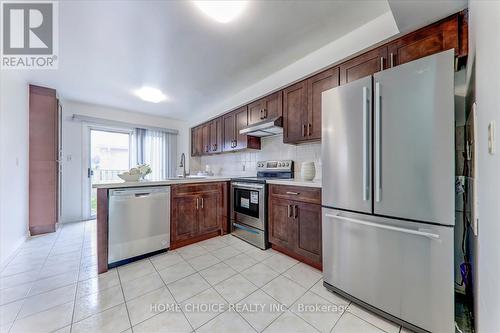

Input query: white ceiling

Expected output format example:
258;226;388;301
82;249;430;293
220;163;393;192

10;0;466;121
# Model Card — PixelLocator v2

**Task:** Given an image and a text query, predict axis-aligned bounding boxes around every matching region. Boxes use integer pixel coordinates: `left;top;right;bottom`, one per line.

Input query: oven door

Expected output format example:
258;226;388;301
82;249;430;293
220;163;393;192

231;182;265;230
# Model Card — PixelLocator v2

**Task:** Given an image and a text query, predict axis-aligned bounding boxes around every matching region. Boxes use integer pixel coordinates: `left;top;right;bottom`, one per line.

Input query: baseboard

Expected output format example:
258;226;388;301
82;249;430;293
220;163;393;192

29;224;56;236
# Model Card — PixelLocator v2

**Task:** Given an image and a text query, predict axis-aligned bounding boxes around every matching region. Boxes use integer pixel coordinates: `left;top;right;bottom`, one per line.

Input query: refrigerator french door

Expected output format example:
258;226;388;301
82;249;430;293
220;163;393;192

321;50;455;333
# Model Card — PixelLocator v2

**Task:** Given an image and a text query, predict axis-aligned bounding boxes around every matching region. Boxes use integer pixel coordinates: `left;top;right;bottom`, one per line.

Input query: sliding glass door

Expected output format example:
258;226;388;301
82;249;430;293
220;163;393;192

89;129;131;216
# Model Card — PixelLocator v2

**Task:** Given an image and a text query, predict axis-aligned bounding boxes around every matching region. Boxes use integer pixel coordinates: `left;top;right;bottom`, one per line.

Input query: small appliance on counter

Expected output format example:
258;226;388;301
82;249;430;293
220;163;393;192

230;160;294;249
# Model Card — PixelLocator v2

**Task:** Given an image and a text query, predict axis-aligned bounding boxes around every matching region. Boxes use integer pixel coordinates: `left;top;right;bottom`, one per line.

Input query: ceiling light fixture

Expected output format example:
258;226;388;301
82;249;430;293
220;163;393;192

193;0;248;24
134;87;167;103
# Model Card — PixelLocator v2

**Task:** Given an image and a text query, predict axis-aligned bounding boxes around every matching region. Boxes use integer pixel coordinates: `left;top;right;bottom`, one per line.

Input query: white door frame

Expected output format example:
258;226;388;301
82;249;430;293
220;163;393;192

83;125;134;219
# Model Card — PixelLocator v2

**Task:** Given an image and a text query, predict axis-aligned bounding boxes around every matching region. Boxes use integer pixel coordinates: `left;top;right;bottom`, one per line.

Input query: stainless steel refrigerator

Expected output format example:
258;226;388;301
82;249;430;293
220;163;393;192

321;50;455;333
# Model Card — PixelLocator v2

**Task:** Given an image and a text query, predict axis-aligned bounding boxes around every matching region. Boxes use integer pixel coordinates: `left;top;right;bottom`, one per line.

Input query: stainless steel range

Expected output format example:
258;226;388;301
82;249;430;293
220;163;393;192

230;160;294;249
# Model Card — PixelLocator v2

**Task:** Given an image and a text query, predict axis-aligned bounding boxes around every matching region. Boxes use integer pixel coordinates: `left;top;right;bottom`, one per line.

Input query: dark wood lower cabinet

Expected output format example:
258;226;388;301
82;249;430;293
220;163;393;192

170;182;228;249
268;185;322;269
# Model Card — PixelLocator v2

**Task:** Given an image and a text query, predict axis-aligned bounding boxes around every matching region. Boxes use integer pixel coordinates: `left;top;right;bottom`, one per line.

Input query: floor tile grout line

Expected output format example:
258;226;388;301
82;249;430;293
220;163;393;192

149;256;195;333
114;261;134;333
68;221;90;333
7;223;66;333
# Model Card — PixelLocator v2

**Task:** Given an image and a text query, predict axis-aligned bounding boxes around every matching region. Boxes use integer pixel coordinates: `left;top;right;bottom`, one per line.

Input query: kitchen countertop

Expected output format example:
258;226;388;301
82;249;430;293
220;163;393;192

266;178;322;188
92;177;231;189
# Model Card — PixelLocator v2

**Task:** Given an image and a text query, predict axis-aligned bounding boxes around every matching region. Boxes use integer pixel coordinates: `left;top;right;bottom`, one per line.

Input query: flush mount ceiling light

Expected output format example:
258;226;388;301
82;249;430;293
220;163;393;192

134;87;167;103
193;0;248;24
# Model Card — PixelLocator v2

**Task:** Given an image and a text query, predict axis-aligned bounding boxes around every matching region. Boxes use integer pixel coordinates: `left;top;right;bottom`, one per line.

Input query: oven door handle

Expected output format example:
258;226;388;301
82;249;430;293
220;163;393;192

231;182;265;190
233;222;260;234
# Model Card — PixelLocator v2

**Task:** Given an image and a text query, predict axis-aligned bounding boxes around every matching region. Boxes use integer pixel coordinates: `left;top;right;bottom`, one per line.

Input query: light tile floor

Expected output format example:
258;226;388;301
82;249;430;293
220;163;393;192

0;220;408;333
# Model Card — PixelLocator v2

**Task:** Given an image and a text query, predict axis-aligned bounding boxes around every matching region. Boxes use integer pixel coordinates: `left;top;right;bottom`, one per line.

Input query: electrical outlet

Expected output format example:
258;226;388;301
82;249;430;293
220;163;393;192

488;120;496;155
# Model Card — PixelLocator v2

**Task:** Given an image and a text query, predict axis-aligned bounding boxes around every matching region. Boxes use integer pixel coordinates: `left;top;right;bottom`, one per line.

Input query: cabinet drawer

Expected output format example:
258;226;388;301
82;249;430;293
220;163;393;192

269;185;321;205
172;182;222;196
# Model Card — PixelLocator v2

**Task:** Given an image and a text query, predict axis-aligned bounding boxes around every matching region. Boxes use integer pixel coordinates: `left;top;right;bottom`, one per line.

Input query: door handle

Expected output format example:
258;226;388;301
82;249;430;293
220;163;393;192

362;86;370;201
375;81;382;202
325;213;440;239
196;197;199;210
293;205;298;219
201;197;204;209
287;205;292;217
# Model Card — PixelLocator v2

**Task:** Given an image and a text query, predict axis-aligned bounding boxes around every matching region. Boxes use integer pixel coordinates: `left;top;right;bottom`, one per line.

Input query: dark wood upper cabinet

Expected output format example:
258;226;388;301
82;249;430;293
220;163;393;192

222;112;235;152
191;126;204;157
340;46;388;85
307;67;340;141
29;85;58;236
201;123;210;154
387;15;459;68
208;117;222;154
234;106;249;150
283;80;308;143
248;91;283;125
190;12;466;149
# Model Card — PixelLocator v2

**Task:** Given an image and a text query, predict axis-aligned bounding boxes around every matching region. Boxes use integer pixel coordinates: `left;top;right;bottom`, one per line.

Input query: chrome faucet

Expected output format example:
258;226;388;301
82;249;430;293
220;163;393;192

179;153;187;178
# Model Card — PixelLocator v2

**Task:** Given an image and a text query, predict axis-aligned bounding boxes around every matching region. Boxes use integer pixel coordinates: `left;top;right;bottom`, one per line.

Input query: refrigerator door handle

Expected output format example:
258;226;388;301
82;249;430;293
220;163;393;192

362;86;370;201
375;81;382;202
324;213;440;239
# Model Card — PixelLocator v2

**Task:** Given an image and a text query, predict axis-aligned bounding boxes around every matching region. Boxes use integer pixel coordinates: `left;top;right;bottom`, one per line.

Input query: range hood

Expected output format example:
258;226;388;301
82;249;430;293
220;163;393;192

239;116;283;137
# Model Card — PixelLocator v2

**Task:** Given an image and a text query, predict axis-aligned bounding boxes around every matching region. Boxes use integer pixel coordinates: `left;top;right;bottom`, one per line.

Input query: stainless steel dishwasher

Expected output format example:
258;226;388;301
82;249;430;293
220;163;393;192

108;186;170;267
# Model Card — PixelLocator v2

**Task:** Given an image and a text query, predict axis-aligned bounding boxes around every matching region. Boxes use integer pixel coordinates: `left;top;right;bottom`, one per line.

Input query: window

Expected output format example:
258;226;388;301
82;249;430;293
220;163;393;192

135;128;177;179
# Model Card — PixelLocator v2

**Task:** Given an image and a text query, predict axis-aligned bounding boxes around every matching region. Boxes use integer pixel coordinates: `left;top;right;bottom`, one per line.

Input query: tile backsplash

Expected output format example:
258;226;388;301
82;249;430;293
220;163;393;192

190;134;322;180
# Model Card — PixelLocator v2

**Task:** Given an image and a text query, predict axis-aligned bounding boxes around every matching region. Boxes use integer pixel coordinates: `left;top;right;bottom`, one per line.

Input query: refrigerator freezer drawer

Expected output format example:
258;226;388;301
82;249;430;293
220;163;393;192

322;208;454;333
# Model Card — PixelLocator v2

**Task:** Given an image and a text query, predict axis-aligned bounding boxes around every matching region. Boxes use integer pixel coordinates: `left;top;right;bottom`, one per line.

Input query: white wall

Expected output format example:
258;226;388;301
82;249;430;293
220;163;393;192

189;11;399;126
61;100;189;222
468;1;500;331
0;72;29;266
191;135;321;180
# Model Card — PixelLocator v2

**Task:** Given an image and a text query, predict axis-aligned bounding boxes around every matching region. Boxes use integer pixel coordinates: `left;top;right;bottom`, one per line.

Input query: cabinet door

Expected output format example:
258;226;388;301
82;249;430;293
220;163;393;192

201;123;210;155
171;195;198;242
199;191;221;234
339;46;387;85
234;106;248;150
307;67;339;140
248;98;265;125
209;118;222;154
263;91;283;120
283;81;308;143
222;113;235;152
294;202;322;264
387;16;458;68
269;198;294;249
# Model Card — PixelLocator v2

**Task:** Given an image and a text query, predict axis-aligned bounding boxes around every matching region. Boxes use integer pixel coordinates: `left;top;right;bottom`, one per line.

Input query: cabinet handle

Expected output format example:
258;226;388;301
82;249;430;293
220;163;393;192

263;108;267;118
201;197;204;208
380;57;384;71
287;205;292;218
213;143;217;151
260;109;263;120
196;198;199;210
302;124;306;137
307;123;311;136
390;53;394;68
286;191;300;195
293;205;298;219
